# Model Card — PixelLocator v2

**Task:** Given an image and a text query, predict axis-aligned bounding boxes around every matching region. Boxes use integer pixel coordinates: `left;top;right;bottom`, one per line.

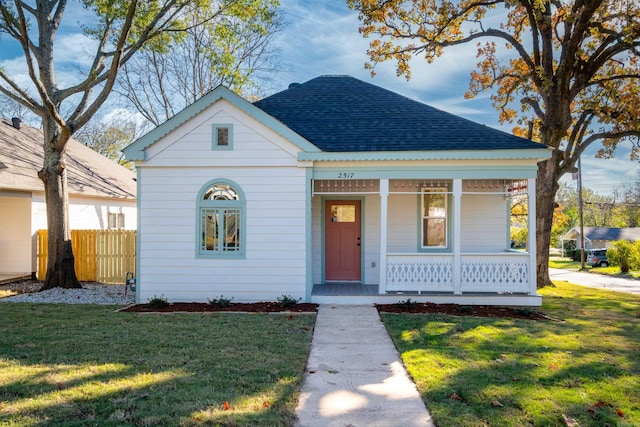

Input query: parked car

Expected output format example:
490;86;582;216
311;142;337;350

587;249;609;267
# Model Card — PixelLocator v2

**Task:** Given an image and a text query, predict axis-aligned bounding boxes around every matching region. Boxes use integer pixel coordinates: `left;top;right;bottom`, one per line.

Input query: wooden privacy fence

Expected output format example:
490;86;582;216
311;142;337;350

37;230;136;283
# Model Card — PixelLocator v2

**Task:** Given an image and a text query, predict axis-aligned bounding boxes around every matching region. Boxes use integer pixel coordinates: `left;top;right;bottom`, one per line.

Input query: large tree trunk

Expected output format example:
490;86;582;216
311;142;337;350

39;119;81;290
535;151;562;288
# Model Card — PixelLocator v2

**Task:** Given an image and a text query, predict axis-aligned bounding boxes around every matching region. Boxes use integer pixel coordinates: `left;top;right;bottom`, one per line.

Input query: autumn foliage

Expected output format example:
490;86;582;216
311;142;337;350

348;0;640;286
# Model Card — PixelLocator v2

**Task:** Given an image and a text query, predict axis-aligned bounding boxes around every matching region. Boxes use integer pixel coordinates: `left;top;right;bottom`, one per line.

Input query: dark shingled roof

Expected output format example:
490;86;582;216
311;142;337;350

254;75;544;152
565;227;640;242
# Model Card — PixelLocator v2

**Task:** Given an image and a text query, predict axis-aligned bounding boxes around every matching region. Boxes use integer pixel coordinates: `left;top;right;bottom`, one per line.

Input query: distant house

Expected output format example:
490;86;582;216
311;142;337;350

124;75;551;306
0;118;136;280
560;227;640;252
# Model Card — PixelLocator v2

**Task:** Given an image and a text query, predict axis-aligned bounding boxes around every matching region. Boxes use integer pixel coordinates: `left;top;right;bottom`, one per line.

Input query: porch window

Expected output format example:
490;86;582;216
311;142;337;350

212;124;233;150
422;188;447;248
197;180;245;258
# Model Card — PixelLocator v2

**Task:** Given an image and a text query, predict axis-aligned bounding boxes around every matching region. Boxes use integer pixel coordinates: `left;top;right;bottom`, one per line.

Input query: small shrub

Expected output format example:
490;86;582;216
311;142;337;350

277;294;301;308
607;240;635;272
566;249;582;262
515;307;536;317
147;295;169;308
460;305;474;314
207;295;233;308
396;298;417;310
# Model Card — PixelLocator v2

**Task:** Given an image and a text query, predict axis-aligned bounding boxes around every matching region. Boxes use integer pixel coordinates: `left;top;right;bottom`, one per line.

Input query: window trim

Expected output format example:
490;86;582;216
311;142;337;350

196;179;246;258
212;123;233;150
418;186;451;252
107;212;125;229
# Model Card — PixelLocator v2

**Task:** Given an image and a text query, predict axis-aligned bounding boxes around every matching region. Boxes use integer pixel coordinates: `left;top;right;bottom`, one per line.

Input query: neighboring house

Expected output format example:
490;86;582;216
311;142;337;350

560;227;640;253
0;118;136;280
124;75;551;306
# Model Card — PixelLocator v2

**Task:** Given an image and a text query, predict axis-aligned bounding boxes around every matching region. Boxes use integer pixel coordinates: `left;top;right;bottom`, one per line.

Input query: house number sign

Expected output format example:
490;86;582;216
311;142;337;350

337;172;355;178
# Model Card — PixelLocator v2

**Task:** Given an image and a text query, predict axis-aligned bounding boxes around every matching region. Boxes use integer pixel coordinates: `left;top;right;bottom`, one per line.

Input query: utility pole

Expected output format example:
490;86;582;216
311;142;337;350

577;156;585;269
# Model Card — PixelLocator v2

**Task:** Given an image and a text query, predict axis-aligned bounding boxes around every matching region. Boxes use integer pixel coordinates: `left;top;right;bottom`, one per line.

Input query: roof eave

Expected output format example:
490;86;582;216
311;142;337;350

297;147;554;162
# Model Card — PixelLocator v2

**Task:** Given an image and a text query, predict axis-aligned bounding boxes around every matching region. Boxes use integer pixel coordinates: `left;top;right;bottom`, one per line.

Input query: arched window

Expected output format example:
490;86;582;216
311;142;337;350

197;180;245;258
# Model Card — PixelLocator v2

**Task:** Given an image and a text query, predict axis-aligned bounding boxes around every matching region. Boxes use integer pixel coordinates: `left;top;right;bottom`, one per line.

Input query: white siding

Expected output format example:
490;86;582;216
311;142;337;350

136;100;308;303
362;195;380;285
137;166;307;303
387;194;419;252
461;192;508;252
144;100;299;168
311;197;322;285
0;193;31;274
385;189;509;253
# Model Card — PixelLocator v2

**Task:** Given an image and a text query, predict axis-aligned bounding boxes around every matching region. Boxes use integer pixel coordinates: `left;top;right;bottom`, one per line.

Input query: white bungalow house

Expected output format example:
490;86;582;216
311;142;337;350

123;76;552;306
0;118;136;281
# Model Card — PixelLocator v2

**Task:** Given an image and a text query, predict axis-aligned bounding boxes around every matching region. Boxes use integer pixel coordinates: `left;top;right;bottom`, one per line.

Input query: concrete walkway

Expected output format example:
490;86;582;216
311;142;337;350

295;305;435;427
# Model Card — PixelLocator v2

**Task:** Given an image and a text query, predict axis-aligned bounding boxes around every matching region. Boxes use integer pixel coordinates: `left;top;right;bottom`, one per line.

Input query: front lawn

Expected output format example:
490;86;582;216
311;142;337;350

0;304;315;426
381;282;640;426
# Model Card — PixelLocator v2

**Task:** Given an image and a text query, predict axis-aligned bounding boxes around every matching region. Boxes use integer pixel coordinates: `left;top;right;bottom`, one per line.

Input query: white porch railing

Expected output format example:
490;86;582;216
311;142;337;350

386;252;531;294
460;253;530;293
386;254;454;292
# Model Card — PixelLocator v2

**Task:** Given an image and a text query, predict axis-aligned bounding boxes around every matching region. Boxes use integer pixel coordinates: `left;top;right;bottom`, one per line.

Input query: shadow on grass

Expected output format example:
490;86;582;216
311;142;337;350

381;283;640;427
0;304;315;426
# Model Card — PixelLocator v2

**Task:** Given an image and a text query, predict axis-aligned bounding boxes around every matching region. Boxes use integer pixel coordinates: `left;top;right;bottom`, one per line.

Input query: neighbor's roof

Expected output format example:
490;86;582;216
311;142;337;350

0;119;136;199
254;75;547;152
562;227;640;242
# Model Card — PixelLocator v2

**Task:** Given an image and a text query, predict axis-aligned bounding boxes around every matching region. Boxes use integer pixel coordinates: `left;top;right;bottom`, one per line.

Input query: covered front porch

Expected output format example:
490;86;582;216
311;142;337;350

309;176;539;306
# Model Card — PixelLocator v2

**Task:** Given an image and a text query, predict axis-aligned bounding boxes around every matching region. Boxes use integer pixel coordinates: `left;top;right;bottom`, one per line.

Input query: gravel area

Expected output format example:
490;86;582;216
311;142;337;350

0;280;135;305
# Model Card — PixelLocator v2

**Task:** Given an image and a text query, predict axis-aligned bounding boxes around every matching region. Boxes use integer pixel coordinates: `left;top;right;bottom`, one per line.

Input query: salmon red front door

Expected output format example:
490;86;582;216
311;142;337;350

325;200;361;281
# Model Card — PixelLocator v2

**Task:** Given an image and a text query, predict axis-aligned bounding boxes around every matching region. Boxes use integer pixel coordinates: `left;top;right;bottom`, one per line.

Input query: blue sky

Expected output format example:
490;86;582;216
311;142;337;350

1;0;636;195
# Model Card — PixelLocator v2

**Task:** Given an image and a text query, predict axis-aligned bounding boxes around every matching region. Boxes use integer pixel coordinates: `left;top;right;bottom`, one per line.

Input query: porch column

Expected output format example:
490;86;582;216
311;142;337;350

527;178;538;295
452;179;462;294
379;179;389;294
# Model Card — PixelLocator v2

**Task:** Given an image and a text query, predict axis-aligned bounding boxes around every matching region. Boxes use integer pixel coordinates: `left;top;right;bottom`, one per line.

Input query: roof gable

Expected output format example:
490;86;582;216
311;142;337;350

123;85;320;161
0;119;136;199
254;75;546;153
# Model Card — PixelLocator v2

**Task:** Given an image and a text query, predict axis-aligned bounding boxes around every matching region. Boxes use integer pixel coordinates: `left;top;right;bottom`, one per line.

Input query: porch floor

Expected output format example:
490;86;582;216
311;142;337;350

312;282;379;296
310;283;542;307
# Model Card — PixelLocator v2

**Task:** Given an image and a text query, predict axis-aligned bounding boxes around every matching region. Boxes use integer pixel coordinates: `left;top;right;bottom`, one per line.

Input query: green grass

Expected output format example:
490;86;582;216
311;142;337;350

548;257;585;270
0;304;315;426
381;282;640;427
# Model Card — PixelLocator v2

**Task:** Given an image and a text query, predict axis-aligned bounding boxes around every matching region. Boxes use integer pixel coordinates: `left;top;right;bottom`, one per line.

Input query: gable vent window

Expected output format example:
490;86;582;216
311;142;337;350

108;212;125;229
212;124;233;150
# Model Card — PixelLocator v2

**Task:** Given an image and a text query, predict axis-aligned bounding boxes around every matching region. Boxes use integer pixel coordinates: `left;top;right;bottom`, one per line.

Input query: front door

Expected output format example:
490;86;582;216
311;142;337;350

325;200;361;281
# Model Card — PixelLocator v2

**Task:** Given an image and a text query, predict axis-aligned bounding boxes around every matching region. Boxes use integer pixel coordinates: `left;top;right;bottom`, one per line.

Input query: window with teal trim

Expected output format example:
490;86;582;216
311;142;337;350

421;188;447;248
198;181;244;257
212;124;233;150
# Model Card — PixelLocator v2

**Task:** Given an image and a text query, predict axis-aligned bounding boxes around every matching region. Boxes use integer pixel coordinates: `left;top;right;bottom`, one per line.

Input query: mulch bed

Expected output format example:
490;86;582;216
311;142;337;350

122;301;546;319
375;302;548;319
121;302;319;313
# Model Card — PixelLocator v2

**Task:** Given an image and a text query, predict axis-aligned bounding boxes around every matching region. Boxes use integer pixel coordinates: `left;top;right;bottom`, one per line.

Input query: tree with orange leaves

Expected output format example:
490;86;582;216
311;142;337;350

348;0;640;287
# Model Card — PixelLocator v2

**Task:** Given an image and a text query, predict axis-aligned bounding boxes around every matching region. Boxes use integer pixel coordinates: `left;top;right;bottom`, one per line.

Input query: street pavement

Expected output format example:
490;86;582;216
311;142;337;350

549;268;640;295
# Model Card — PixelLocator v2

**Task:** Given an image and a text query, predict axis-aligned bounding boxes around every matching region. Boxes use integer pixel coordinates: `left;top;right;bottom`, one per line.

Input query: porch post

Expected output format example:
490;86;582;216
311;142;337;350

527;178;538;295
379;179;389;294
453;179;462;294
